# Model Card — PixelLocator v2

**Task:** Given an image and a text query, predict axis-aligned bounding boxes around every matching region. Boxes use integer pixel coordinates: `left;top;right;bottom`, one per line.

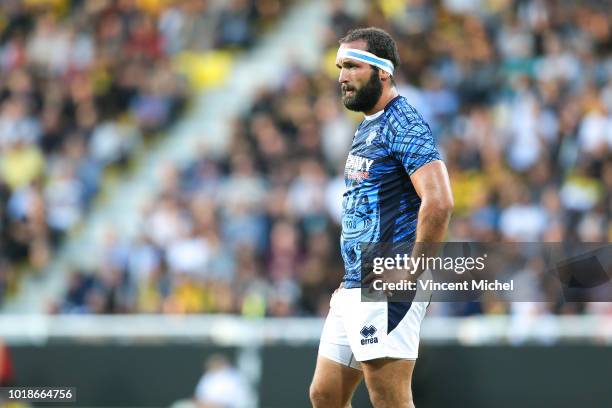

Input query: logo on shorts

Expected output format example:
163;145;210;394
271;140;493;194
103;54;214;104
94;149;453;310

360;325;378;345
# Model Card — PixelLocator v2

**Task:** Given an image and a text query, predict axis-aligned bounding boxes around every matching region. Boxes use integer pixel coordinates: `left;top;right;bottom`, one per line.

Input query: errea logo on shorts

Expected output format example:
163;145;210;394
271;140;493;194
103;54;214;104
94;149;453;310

360;325;378;345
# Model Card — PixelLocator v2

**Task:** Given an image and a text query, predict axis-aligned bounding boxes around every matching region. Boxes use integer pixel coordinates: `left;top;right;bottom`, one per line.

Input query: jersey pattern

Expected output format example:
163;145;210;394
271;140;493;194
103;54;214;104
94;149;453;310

341;96;441;288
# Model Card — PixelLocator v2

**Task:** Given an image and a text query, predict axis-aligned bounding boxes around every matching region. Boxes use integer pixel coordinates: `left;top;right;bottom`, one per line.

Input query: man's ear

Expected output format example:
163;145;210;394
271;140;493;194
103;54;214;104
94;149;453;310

379;71;391;82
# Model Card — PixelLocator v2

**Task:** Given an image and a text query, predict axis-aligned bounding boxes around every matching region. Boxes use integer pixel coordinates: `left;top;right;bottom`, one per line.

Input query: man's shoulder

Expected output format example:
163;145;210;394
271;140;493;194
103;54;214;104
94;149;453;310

382;96;430;140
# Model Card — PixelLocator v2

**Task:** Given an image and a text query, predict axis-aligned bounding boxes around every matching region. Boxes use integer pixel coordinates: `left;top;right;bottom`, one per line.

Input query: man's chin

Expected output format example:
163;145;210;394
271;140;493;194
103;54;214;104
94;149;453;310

342;97;361;112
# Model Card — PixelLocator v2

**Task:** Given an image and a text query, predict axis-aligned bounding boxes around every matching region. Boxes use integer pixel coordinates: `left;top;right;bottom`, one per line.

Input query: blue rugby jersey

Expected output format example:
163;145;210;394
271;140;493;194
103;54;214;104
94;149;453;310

341;95;441;288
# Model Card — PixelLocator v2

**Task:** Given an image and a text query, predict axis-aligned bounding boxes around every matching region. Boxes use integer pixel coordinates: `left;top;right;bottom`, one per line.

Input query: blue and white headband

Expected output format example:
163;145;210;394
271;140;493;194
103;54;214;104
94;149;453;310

336;48;395;76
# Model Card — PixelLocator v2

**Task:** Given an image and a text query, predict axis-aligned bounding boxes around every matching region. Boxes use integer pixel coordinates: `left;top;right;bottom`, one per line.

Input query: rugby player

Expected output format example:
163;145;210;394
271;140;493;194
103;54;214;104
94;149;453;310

310;27;454;408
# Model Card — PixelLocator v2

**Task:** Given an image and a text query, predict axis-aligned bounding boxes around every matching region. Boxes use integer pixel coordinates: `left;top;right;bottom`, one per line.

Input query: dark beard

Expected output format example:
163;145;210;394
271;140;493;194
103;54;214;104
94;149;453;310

342;69;383;113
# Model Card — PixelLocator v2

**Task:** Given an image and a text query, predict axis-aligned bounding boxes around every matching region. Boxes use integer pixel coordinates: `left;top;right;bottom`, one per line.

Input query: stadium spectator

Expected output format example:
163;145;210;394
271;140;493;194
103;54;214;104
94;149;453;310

194;354;251;408
4;1;609;318
0;338;13;387
1;0;291;308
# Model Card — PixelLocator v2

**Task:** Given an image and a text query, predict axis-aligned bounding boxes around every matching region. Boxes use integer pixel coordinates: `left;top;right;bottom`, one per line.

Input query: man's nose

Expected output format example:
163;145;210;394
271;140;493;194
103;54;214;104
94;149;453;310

338;68;349;83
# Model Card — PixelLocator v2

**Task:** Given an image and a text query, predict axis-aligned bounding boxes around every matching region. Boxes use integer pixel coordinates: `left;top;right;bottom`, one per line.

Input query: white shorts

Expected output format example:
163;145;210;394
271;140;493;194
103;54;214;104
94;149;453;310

318;287;429;370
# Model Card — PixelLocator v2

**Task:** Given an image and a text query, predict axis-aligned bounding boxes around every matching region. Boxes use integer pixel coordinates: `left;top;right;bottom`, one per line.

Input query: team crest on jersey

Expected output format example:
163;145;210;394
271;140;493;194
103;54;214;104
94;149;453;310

365;131;378;146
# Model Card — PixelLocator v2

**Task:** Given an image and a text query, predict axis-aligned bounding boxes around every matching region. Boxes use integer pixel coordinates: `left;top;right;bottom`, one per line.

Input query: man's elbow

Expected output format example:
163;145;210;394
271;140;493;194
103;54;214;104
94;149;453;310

423;195;454;216
440;195;454;214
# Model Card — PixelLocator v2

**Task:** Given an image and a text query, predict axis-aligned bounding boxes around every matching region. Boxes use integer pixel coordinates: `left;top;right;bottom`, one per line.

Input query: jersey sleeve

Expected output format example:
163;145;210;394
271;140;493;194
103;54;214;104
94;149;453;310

388;120;441;176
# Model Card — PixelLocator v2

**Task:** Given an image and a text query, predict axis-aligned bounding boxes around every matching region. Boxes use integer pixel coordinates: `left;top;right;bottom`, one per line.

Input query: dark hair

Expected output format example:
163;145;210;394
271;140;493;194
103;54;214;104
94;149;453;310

339;27;400;72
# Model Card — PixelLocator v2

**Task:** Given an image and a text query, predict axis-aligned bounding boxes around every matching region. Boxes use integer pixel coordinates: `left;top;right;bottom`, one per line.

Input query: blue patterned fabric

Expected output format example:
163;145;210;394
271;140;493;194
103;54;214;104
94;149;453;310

341;96;441;288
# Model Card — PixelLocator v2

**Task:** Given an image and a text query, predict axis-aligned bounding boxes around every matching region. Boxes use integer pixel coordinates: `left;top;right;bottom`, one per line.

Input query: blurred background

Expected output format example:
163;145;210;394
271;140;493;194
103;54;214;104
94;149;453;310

0;0;610;407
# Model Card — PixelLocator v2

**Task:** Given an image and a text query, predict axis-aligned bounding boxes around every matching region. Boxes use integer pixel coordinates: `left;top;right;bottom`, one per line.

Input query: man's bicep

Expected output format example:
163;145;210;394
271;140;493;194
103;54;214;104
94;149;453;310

390;123;441;175
410;160;453;205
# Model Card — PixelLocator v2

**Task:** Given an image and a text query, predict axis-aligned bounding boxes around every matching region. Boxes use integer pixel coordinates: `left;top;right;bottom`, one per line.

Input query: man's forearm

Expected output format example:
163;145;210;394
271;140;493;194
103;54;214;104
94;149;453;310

415;201;452;243
375;202;452;287
412;201;452;263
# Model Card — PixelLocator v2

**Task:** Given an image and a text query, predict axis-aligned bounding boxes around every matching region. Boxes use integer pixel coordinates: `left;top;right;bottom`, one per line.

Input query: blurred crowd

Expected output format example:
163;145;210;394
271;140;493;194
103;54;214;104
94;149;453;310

3;0;611;317
0;0;289;307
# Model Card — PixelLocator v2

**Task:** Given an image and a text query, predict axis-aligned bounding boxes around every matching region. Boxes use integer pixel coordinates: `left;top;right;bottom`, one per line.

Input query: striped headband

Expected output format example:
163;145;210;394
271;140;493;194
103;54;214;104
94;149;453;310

336;48;395;76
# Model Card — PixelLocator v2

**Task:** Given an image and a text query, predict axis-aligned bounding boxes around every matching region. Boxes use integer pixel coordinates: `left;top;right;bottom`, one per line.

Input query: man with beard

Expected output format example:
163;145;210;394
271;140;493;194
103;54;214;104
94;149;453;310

309;28;453;408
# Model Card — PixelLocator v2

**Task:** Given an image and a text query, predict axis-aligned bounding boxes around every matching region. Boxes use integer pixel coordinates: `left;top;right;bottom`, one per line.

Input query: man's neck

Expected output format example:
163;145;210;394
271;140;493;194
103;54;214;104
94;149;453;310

364;87;399;116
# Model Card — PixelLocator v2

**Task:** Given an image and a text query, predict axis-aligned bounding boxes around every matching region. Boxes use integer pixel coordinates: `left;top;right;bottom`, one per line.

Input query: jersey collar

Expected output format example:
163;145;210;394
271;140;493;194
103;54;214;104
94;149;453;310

364;110;384;121
363;95;403;121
